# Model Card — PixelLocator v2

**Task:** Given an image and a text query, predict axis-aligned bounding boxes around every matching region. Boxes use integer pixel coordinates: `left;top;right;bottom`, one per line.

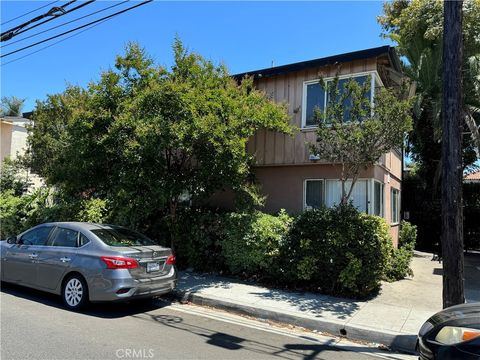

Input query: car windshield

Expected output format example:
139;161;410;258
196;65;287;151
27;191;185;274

91;227;156;247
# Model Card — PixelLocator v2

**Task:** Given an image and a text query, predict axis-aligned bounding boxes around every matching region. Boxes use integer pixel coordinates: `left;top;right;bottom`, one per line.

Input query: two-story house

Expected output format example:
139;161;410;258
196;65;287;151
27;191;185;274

212;46;404;245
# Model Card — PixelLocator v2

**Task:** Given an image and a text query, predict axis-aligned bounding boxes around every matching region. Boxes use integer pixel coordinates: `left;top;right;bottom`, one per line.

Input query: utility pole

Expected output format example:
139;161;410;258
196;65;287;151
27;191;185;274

441;0;465;309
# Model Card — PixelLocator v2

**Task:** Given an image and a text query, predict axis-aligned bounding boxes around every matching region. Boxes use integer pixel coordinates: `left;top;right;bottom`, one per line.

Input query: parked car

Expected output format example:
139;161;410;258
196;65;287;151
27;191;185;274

417;302;480;359
0;222;177;310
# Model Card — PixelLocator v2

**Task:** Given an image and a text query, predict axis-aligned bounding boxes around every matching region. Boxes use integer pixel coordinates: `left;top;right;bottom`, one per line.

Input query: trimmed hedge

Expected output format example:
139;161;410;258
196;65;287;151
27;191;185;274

222;210;292;278
278;204;394;298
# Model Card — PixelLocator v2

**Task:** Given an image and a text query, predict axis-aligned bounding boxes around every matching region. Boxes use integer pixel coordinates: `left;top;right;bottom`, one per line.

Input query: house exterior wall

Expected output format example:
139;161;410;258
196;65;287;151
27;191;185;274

211;51;403;245
0;118;44;190
248;58;378;166
1;121;13;163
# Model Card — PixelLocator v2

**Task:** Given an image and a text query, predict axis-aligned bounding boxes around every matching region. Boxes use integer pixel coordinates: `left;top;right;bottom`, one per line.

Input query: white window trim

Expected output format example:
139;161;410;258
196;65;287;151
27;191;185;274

390;188;401;225
372;179;385;218
301;70;384;129
303;178;372;213
303;179;324;210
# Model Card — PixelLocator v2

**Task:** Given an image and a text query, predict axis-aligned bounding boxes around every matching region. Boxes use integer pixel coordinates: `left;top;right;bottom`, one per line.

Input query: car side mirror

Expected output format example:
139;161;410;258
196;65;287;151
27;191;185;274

6;236;17;244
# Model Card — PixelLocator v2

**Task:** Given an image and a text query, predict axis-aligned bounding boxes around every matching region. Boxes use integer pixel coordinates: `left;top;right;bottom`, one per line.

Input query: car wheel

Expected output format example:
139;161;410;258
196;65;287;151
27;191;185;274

62;274;88;310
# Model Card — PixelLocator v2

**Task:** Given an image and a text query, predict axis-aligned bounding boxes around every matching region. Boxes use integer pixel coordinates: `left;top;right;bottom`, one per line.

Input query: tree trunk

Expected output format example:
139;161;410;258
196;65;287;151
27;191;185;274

441;0;465;309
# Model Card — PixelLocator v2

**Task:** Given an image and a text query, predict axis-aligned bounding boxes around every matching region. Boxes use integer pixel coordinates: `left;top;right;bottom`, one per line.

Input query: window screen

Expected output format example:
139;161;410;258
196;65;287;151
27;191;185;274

305;180;324;209
327;75;371;121
374;182;384;217
391;188;400;224
325;179;368;212
305;83;325;127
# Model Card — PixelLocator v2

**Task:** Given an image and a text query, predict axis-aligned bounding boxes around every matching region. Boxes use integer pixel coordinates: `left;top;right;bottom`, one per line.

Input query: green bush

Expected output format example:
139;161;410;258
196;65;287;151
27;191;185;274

0;187;111;239
78;198;110;223
279;204;393;298
385;221;417;281
0;190;31;238
172;208;228;272
221;210;292;278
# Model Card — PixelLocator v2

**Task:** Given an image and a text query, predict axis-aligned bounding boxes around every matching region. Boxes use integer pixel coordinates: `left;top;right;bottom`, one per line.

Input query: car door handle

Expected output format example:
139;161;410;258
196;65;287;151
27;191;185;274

60;257;71;262
29;253;38;259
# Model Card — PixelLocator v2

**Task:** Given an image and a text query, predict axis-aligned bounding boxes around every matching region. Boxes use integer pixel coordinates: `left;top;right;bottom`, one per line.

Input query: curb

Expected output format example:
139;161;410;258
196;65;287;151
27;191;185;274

172;289;418;355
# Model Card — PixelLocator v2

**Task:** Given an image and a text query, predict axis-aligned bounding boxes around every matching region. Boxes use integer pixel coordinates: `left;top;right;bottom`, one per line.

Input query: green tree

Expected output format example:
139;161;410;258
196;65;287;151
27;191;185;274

0;96;25;117
378;0;480;174
27;40;292;248
378;0;480;251
310;75;412;203
0;158;30;196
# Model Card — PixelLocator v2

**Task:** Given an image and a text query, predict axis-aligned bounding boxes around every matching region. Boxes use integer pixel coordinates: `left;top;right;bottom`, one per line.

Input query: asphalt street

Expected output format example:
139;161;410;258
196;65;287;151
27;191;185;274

0;282;415;360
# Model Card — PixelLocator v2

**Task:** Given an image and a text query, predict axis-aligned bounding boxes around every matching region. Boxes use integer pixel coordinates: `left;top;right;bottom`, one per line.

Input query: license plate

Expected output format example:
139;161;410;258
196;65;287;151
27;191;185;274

147;262;161;272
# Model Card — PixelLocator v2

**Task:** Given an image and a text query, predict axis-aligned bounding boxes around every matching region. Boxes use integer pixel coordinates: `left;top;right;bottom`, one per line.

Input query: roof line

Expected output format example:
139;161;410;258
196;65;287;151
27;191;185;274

232;45;400;80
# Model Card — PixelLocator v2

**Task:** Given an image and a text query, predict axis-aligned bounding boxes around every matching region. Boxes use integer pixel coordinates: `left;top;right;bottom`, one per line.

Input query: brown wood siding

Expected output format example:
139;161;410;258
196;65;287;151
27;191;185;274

248;59;378;166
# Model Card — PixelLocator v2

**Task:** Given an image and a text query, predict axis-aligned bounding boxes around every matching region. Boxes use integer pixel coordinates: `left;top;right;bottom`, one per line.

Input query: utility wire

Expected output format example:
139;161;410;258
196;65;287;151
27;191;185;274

1;0;78;41
1;0;153;61
9;0;97;40
2;0;130;49
1;18;111;67
1;0;60;26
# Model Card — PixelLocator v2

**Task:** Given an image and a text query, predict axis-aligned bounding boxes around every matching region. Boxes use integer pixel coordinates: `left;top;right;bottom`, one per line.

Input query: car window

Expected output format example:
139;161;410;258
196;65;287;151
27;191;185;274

91;227;156;247
49;227;79;248
20;226;54;246
79;233;90;247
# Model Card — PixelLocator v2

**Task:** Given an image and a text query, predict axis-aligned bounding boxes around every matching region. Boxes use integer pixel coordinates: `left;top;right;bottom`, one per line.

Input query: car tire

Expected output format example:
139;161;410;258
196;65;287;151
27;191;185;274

62;274;89;310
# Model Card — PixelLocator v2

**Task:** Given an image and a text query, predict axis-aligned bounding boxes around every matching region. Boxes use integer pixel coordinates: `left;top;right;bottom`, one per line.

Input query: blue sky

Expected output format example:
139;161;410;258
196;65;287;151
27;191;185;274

1;1;392;111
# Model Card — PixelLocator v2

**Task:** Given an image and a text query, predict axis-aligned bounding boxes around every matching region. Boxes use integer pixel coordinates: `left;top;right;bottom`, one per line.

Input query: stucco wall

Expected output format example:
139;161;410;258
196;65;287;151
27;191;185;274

1;121;13;163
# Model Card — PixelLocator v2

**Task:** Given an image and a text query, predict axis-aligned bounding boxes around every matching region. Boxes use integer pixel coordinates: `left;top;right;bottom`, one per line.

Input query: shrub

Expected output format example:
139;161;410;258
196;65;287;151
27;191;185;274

221;210;292;278
385;221;417;281
172;208;228;272
0;190;31;238
279;204;393;298
0;187;111;239
78;198;110;223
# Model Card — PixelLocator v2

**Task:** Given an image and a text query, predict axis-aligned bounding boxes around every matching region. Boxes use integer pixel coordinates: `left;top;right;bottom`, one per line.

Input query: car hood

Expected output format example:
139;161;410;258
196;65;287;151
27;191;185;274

427;303;480;327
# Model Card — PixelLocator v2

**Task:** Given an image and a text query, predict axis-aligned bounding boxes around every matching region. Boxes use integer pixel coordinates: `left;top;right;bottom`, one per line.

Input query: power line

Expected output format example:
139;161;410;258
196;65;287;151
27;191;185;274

1;0;153;64
2;1;130;49
2;19;111;67
10;0;97;39
1;1;78;41
1;1;60;26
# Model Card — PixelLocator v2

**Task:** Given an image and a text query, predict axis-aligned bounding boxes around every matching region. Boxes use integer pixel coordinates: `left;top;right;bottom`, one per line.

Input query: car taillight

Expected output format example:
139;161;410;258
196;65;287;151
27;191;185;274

166;255;175;265
100;256;139;269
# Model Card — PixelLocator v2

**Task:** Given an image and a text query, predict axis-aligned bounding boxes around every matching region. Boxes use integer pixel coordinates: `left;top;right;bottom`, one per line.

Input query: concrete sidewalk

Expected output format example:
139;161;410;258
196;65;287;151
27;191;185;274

174;251;480;354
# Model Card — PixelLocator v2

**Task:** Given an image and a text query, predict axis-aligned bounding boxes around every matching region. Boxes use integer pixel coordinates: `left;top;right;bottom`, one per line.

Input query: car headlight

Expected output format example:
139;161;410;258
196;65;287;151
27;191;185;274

435;326;480;345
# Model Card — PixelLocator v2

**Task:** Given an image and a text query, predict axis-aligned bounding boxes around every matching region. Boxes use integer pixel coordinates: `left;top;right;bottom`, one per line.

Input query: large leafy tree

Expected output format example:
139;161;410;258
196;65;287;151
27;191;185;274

310;76;412;203
378;0;480;174
28;40;291;246
378;0;480;251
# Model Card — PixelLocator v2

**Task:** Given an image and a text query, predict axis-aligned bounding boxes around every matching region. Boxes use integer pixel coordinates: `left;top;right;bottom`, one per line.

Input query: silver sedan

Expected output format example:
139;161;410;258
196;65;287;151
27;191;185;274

0;222;177;310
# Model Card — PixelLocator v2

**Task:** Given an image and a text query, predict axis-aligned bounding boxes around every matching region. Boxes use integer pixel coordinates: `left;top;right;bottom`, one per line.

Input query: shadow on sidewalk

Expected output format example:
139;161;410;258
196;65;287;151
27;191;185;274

179;272;361;320
250;289;361;320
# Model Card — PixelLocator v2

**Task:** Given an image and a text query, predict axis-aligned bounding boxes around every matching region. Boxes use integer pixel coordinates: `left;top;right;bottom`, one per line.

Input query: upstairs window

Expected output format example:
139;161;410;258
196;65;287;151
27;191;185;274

302;72;380;128
304;83;325;127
